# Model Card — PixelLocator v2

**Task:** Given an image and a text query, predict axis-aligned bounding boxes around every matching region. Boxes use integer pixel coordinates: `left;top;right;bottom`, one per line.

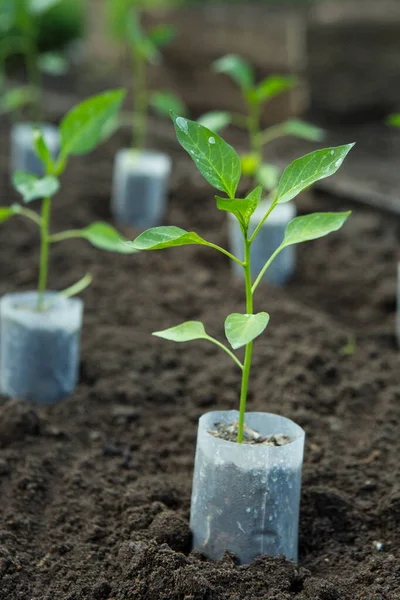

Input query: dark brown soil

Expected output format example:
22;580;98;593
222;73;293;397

0;110;399;600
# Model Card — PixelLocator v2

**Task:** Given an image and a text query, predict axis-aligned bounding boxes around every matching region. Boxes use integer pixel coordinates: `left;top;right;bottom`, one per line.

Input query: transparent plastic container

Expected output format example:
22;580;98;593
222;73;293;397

228;200;296;286
190;410;305;564
0;292;83;404
10;123;60;177
111;149;172;228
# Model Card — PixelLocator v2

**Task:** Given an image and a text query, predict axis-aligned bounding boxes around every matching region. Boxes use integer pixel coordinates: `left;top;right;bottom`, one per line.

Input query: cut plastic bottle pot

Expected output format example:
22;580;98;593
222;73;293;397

0;292;83;404
10;123;60;177
190;410;305;564
111;149;172;229
228;201;296;286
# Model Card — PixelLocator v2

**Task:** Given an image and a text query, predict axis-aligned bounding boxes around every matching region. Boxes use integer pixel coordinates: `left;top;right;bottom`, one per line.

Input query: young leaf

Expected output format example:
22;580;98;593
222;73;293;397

13;172;59;203
150;91;187;118
79;222;137;253
257;163;280;191
0;206;18;223
128;226;214;251
213;54;254;91
253;75;297;103
281;212;351;248
148;23;176;48
241;153;260;177
171;113;241;197
153;321;208;342
275;144;355;205
216;185;262;227
197;111;231;133
60;89;126;159
225;312;270;350
33;129;54;173
282;119;325;142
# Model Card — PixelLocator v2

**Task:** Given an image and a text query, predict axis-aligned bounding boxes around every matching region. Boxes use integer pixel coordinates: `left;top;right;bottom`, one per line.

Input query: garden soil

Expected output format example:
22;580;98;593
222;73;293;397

0;117;399;600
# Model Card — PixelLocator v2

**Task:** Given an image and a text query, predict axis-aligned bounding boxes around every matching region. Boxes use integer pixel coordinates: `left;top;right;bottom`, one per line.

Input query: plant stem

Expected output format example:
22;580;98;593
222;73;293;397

206;336;244;371
252;245;283;294
49;229;82;243
132;46;148;151
37;196;51;311
237;234;254;443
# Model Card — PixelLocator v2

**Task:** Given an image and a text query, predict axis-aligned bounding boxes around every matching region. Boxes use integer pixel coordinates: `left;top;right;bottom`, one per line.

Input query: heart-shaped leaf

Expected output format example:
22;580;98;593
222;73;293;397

213;54;254;90
216;185;262;227
79;222;137;253
153;321;208;342
275;144;354;205
171;112;241;198
282;212;351;248
33;129;54;173
197;111;231;133
13;171;59;203
127;226;214;251
60;89;126;159
225;312;270;350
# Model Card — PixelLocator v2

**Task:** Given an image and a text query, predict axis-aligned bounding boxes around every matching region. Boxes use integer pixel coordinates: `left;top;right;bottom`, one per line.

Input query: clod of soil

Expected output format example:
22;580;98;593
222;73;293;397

208;421;292;446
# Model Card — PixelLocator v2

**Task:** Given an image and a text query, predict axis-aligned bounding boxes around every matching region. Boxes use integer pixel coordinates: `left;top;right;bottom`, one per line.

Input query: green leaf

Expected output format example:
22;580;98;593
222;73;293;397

282;119;325;142
213;54;254;90
29;0;63;15
38;52;68;75
60;89;126;159
257;163;280;191
13;172;59;203
241;153;260;177
150;90;187;118
171;113;241;197
126;11;160;63
0;205;18;223
79;222;137;254
281;212;351;248
0;86;37;113
148;23;176;48
33;129;54;173
127;225;215;251
197;111;231;132
153;321;208;343
276;144;355;204
216;185;262;227
225;312;270;350
387;114;400;128
253;75;297;103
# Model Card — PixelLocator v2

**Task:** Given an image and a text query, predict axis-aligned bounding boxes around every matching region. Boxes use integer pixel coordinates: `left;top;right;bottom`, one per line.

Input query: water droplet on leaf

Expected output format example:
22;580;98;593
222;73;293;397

176;117;188;134
208;136;216;144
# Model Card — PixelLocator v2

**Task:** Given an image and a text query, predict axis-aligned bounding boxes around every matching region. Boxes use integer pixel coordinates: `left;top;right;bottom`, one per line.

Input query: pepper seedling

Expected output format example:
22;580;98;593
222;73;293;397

127;114;354;443
107;0;186;150
199;54;325;192
0;0;69;121
0;89;137;312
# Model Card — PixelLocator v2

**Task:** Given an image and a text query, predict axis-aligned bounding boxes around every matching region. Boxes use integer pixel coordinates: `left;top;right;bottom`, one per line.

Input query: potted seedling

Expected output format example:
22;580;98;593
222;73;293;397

0;0;70;176
128;114;353;563
200;55;325;286
0;90;136;404
107;0;186;228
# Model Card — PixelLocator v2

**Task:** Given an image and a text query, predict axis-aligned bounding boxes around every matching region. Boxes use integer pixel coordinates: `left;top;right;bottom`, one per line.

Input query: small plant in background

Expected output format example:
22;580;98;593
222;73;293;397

107;0;186;150
108;0;186;228
128;113;353;563
0;0;70;122
200;54;324;193
0;90;136;405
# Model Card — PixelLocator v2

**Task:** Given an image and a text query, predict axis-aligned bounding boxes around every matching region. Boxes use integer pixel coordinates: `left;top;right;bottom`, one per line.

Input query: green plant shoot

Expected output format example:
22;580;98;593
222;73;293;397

0;0;69;120
199;54;325;192
127;114;354;444
1;90;137;312
107;0;186;151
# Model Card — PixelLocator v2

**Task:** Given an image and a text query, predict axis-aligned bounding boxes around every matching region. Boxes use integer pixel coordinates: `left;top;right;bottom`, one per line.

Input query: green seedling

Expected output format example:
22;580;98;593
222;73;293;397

0;0;69;120
127;114;354;443
0;89;137;312
107;0;186;151
199;54;325;192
